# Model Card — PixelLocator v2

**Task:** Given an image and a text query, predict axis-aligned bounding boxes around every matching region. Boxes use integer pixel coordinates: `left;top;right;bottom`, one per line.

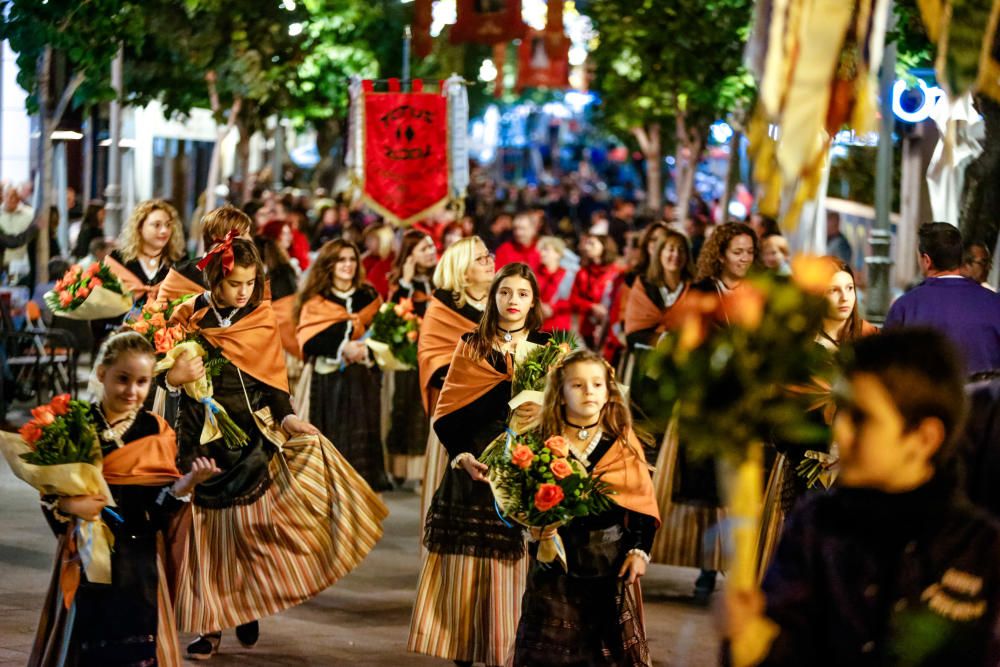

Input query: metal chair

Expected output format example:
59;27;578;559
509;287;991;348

0;297;79;405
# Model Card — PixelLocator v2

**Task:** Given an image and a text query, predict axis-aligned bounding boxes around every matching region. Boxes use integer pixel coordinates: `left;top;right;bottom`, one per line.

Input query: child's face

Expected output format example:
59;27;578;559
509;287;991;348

495;275;535;327
217;264;257;308
97;351;154;417
833;372;938;491
562;360;609;425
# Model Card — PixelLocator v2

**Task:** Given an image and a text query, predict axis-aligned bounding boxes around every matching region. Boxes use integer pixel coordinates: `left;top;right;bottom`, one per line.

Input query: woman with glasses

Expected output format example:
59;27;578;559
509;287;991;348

416;237;495;523
294;239;391;491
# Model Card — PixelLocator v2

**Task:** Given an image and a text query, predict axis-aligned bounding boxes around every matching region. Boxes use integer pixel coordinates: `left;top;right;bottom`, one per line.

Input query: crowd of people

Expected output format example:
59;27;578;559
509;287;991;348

5;166;1000;666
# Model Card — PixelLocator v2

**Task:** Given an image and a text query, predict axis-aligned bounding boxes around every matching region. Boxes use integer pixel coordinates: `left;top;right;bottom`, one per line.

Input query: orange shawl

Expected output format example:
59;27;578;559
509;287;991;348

625;279;690;336
105;255;159;300
432;340;511;421
418;297;479;412
103;413;182;486
593;430;661;524
156;267;205;304
174;299;290;393
295;294;383;355
272;294;301;359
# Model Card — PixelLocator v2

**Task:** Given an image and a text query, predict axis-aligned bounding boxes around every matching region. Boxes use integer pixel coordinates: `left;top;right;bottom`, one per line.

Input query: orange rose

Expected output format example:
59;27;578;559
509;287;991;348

168;325;185;341
144;300;164;314
550;458;573;480
153;328;175;354
19;421;42;445
31;405;56;426
406;329;419;342
791;254;838;295
58;291;73;307
84;263;100;277
77;286;91;299
148;313;167;329
398;297;414;314
131;319;150;334
511;444;535;470
534;483;565;512
403;311;417;321
723;284;766;331
89;277;103;289
50;394;71;416
544;435;569;458
69;264;82;277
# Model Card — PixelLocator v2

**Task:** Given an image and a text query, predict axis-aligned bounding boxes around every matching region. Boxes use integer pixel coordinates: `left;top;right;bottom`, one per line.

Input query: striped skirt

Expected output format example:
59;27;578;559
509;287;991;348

408;551;527;666
174;432;389;633
419;429;449;527
648;422;726;570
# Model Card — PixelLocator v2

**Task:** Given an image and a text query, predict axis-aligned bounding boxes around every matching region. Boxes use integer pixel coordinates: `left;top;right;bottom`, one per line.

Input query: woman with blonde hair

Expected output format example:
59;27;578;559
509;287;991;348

417;236;494;522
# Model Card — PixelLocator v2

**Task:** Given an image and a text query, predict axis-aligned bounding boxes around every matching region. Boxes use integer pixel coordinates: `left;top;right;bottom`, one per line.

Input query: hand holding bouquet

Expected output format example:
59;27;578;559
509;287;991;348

0;394;116;589
365;298;421;371
482;430;612;570
43;262;132;320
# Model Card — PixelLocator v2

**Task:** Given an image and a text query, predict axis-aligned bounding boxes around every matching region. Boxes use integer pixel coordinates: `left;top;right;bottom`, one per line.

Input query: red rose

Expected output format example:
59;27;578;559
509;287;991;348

89;277;103;289
534;483;565;512
19;421;42;445
50;394;71;416
77;286;91;299
544;435;569;458
58;291;73;307
550;458;573;480
511;444;535;470
31;405;56;426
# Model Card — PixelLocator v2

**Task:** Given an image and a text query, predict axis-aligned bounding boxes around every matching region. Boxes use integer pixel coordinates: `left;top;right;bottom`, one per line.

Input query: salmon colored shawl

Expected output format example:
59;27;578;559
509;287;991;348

593;430;661;525
103;413;182;486
156;267;205;304
418;296;479;412
432;340;511;422
105;255;160;300
294;294;383;355
272;294;301;359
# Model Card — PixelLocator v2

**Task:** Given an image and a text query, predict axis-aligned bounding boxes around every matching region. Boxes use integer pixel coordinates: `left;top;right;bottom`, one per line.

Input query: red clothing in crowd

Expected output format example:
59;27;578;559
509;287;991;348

290;229;311;270
569;262;620;347
494;239;542;273
362;252;395;300
536;264;573;332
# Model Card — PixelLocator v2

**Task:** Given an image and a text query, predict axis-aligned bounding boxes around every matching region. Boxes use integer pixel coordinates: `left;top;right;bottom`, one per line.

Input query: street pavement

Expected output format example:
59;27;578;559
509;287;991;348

0;462;721;666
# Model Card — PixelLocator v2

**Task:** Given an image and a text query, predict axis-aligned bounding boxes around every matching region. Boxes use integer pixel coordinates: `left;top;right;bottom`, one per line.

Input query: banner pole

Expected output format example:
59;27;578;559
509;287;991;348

402;26;412;93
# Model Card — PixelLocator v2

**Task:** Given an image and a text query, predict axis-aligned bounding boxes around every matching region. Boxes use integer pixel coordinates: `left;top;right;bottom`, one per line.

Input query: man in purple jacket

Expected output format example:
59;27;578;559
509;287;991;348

885;222;1000;375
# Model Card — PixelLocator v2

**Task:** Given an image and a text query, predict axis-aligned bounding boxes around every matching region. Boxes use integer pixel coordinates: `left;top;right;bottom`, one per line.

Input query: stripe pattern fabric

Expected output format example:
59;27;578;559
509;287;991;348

174;433;388;633
408;551;527;666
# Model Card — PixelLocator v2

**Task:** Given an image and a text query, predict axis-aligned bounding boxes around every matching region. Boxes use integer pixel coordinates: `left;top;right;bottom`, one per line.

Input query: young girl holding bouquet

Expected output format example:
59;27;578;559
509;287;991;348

166;237;387;659
31;331;218;667
408;262;546;667
294;239;390;491
512;349;660;666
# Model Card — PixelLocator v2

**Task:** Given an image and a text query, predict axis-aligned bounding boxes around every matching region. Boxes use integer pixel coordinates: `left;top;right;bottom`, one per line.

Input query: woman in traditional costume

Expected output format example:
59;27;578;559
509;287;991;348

416;236;495;521
651;222;758;602
512;349;660;666
408;262;547;667
608;222;669;372
166;237;387;659
385;230;438;485
30;331;218;667
294;239;389;491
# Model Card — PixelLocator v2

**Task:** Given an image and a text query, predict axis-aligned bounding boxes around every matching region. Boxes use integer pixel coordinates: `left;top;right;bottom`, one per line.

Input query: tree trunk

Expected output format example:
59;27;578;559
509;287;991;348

720;129;743;221
962;95;1000;255
632;123;662;215
197;71;242;253
674;114;703;226
35;48;52;285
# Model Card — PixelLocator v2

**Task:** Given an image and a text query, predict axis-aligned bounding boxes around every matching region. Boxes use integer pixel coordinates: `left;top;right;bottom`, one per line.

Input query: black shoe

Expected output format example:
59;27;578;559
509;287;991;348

693;569;718;605
187;632;221;660
235;620;260;648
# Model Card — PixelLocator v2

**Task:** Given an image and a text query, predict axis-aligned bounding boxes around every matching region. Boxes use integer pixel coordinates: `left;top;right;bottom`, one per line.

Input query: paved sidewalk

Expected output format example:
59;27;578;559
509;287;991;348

0;464;720;666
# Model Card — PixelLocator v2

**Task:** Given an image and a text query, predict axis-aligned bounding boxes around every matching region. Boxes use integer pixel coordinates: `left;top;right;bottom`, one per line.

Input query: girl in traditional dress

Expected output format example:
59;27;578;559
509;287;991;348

513;349;660;667
536;236;575;332
408;262;546;667
31;331;218;667
610;222;669;372
166;237;387;659
416;236;495;521
385;230;438;485
294;239;391;491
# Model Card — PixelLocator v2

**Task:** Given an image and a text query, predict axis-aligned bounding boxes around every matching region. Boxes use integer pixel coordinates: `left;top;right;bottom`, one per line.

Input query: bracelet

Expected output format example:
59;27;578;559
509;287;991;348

450;452;475;470
626;548;651;564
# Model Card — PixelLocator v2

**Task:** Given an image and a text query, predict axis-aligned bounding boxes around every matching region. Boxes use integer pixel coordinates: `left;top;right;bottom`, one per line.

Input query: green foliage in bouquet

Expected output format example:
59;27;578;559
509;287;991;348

368;298;421;368
646;260;838;462
512;330;578;394
19;395;100;465
483;430;613;526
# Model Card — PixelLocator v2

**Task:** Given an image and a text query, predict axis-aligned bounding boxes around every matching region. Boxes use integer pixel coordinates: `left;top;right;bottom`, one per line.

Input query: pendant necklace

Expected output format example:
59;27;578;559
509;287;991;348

208;294;243;328
566;418;600;441
96;405;137;449
498;324;526;343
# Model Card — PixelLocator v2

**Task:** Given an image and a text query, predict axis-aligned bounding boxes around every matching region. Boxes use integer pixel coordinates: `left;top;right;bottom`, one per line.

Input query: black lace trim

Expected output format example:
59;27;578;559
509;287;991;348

424;500;525;561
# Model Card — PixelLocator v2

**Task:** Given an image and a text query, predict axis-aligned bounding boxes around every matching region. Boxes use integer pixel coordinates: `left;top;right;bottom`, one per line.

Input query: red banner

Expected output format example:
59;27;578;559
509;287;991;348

516;30;570;92
363;84;449;226
450;0;526;45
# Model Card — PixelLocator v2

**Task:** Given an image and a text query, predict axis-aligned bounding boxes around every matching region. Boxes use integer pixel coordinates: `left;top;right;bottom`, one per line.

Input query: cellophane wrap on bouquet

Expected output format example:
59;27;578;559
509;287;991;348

646;257;838;666
365;298;421;371
482;430;612;570
507;331;577;434
44;262;132;321
0;395;115;594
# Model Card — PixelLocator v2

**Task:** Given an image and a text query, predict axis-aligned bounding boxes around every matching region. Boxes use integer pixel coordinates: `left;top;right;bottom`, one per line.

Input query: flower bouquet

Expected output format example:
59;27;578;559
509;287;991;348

125;300;247;450
43;262;133;321
508;330;577;433
0;394;116;587
365;298;421;371
481;430;612;570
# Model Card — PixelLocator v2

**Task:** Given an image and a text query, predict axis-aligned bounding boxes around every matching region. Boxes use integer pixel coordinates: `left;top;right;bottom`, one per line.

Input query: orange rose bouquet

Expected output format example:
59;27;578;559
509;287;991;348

43;262;132;320
482;429;612;569
0;394;116;586
365;298;421;371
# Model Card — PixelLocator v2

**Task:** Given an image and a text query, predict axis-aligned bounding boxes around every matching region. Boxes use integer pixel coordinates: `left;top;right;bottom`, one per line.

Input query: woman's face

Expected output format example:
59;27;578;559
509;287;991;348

465;240;496;290
140;209;173;254
332;247;358;285
761;239;786;270
217;264;257;309
581;236;604;262
826;270;856;322
721;234;755;280
561;360;609;426
279;225;293;251
495;275;535;327
97;351;154;418
413;236;437;271
539;243;561;269
659;238;686;275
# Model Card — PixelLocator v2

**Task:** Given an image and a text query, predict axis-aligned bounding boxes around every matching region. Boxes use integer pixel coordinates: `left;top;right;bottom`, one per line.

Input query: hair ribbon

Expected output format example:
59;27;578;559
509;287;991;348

197;229;239;274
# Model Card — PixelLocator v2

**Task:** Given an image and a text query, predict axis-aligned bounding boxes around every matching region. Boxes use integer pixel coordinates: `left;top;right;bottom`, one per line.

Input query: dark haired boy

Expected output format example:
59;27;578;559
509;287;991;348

722;329;1000;666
